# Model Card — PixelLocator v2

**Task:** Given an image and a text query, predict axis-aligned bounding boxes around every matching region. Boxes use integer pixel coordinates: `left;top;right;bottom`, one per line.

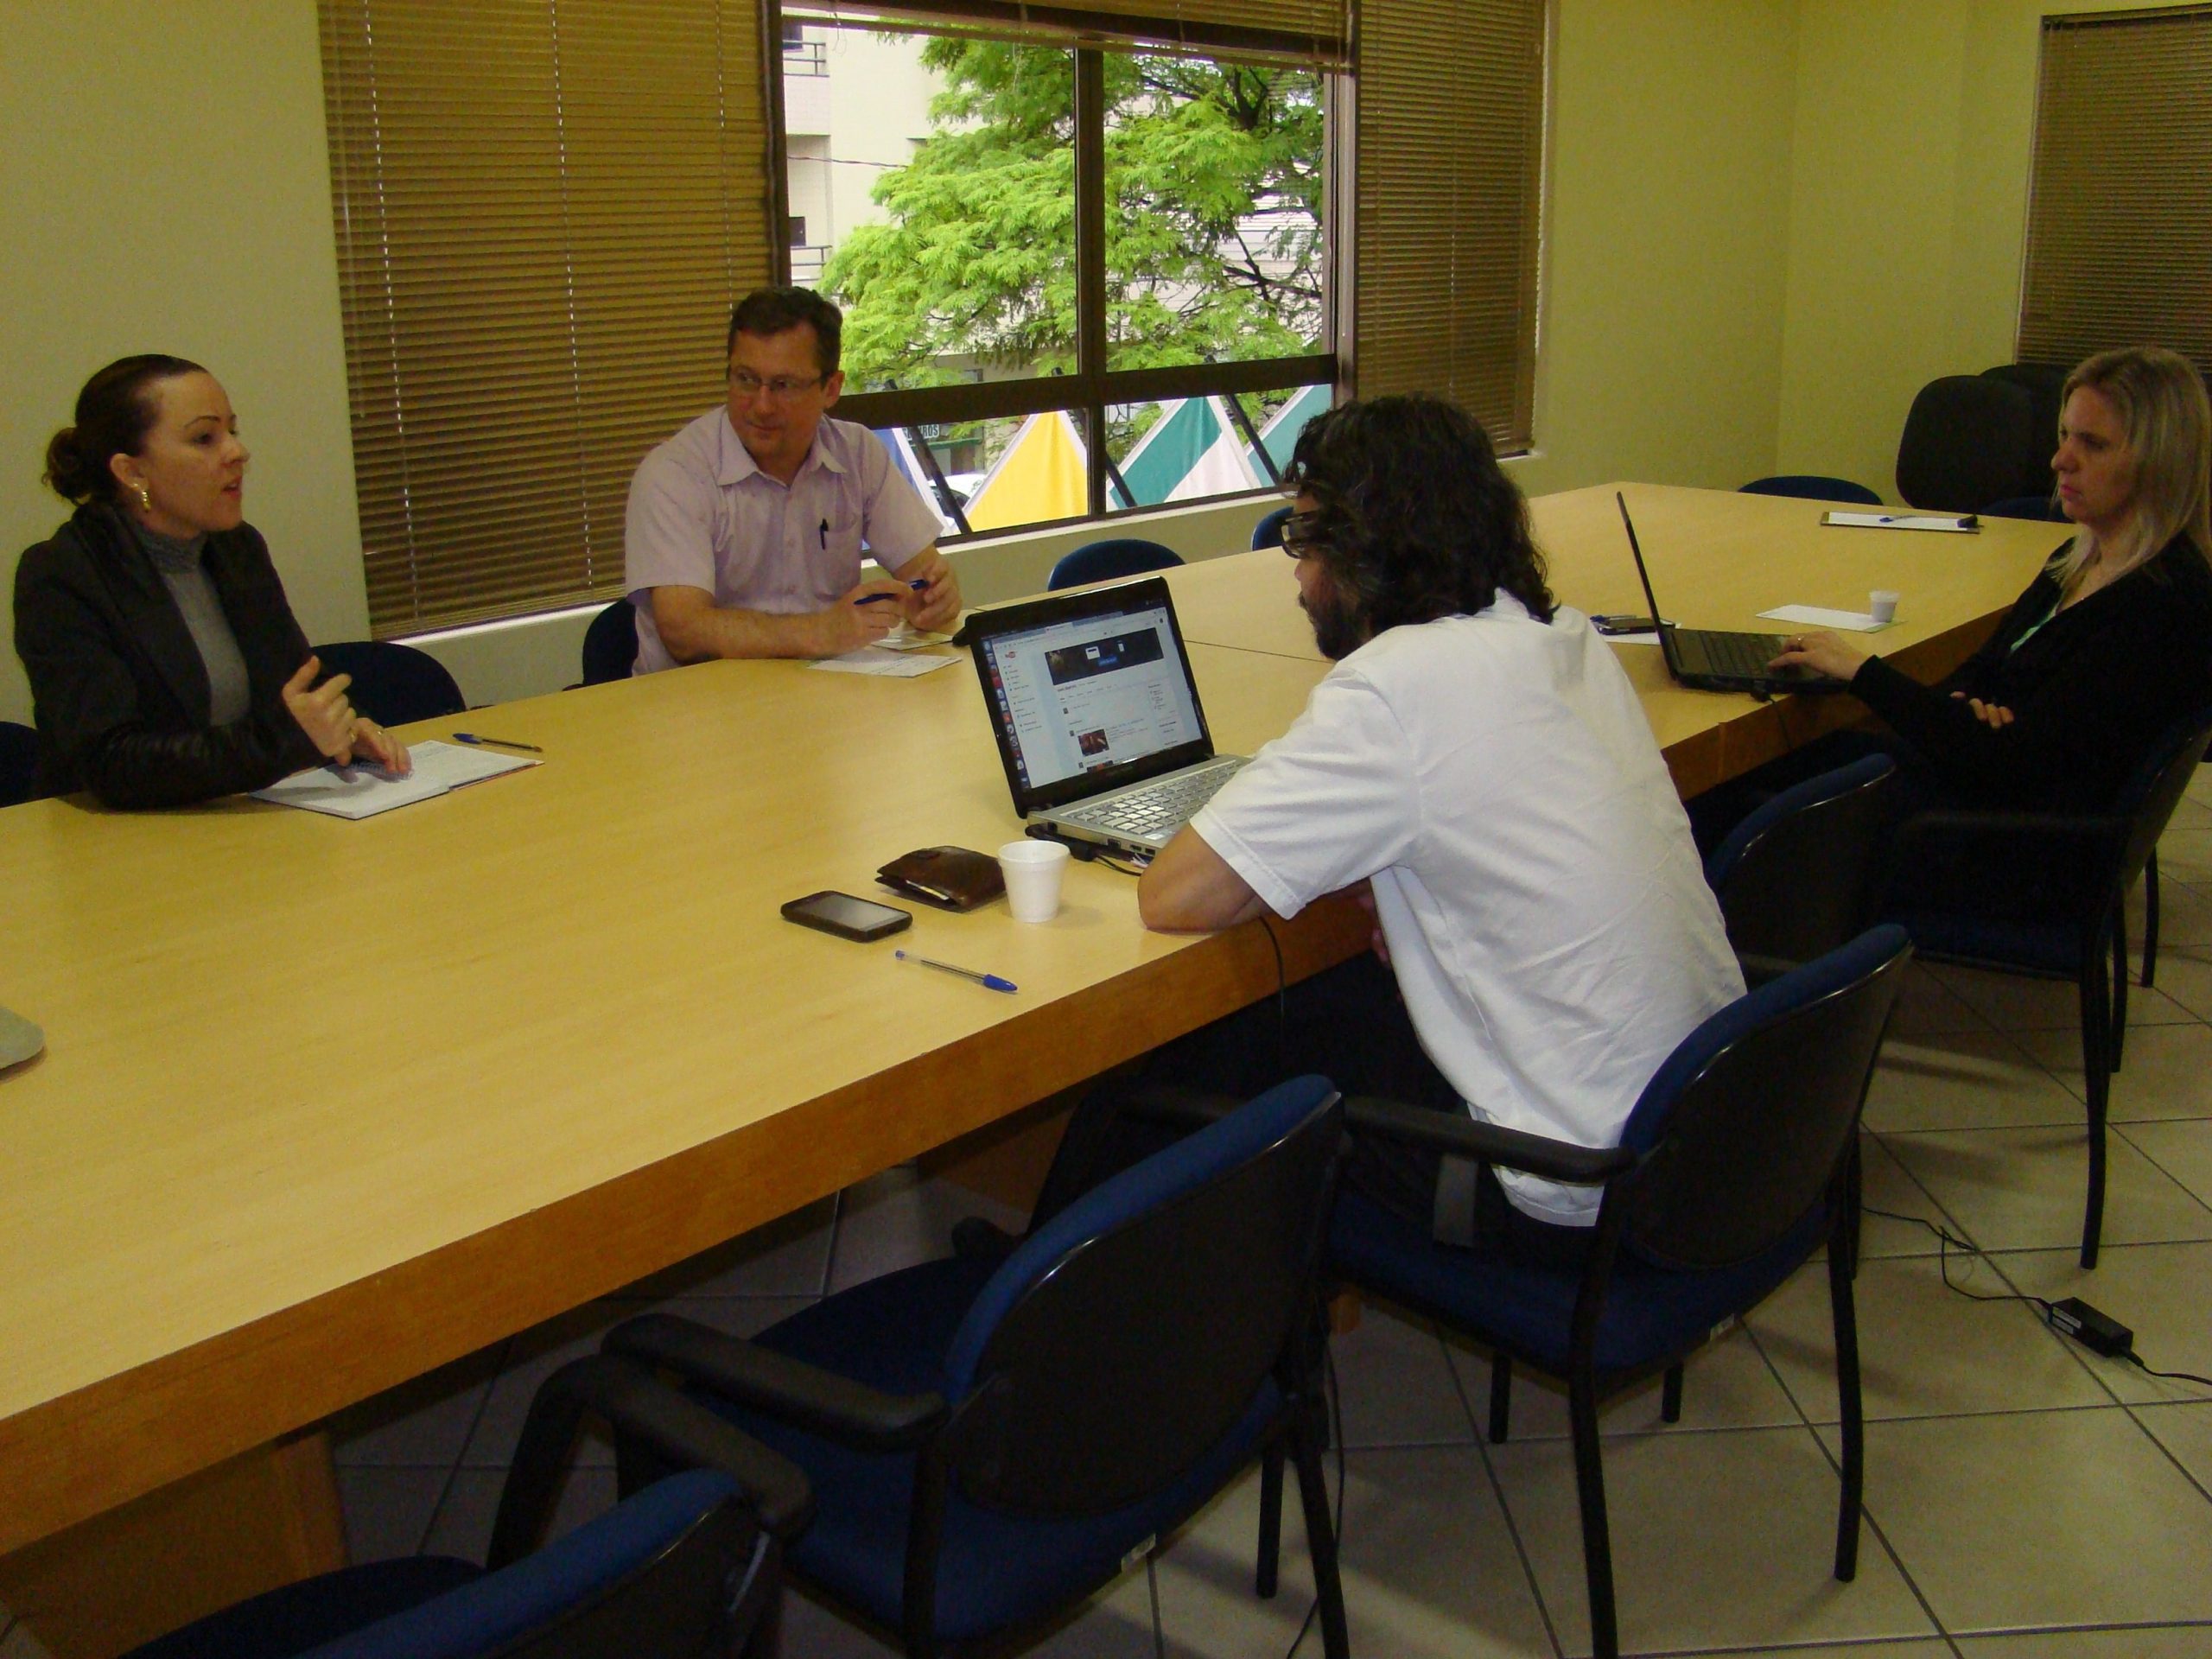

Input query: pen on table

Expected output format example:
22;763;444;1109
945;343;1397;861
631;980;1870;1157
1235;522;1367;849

453;733;543;753
894;949;1017;994
856;578;932;607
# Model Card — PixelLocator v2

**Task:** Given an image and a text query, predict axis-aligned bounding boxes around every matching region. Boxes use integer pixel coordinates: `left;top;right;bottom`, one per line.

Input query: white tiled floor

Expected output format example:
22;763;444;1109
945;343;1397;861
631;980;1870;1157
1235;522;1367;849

10;812;2212;1659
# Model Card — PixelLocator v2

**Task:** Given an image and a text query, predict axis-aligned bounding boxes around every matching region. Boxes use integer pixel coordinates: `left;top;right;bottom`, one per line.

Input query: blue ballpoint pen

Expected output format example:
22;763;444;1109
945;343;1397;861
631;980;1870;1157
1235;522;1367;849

857;578;932;607
895;949;1017;994
454;732;543;752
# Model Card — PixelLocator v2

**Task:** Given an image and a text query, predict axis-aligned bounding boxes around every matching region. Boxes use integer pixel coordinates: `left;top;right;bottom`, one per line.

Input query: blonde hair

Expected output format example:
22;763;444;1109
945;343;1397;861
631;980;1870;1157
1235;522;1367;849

2049;346;2212;594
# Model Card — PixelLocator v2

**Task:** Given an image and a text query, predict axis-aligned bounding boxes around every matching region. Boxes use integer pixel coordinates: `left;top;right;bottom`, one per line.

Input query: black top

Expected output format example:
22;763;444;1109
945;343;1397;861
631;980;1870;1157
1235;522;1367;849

1849;533;2212;812
13;503;323;807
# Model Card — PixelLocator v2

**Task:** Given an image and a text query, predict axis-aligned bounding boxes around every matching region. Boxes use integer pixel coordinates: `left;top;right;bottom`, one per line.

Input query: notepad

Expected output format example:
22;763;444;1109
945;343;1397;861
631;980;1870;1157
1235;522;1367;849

810;647;961;678
251;740;536;819
1821;511;1978;532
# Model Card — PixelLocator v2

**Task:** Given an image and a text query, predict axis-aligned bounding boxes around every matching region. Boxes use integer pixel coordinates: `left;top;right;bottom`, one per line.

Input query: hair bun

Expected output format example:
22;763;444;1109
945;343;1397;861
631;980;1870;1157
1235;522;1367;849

42;425;92;503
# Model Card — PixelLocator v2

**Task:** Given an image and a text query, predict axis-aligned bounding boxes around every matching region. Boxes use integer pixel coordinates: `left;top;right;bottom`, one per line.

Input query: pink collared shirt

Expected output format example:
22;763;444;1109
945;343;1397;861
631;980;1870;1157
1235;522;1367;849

624;409;942;673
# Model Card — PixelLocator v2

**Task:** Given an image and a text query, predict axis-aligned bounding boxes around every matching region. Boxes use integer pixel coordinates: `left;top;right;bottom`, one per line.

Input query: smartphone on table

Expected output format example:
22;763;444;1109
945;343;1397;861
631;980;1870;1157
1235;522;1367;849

781;890;913;942
1591;613;1659;637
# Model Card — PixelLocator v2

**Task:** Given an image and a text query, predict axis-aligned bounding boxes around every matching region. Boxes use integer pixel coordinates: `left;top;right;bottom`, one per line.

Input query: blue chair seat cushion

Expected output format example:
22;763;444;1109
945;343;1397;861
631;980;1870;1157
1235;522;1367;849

123;1559;483;1659
1328;1191;1824;1376
1887;907;2079;976
707;1252;1281;1644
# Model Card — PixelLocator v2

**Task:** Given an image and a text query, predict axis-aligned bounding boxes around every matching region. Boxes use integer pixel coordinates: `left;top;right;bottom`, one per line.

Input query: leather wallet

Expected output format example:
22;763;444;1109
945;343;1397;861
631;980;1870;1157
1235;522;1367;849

877;846;1006;912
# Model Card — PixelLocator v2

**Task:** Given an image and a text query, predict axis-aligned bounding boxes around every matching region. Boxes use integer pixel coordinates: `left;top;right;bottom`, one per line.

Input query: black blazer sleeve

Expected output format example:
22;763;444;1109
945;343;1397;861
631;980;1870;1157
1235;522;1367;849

1847;539;2212;812
13;512;324;809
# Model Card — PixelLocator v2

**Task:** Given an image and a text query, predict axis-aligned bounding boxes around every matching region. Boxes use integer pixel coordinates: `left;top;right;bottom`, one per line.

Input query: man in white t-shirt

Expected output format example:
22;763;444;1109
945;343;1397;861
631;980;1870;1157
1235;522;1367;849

623;287;960;673
1116;394;1744;1253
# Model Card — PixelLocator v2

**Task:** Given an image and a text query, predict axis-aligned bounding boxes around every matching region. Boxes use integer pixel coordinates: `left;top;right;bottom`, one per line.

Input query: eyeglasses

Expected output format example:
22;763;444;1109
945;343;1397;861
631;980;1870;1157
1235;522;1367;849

728;370;829;401
1281;509;1330;556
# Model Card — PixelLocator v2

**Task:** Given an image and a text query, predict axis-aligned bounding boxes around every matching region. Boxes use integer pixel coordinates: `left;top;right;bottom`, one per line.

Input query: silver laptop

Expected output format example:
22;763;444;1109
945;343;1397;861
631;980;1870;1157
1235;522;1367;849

964;576;1248;855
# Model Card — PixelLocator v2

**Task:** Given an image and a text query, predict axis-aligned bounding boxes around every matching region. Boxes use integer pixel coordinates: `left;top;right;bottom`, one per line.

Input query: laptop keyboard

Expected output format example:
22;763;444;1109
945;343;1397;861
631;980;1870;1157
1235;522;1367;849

1064;762;1243;837
1688;629;1793;678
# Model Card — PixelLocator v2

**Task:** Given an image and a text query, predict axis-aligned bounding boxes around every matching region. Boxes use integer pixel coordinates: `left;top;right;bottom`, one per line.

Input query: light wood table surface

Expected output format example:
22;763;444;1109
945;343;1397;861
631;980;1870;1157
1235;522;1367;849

0;482;2061;1651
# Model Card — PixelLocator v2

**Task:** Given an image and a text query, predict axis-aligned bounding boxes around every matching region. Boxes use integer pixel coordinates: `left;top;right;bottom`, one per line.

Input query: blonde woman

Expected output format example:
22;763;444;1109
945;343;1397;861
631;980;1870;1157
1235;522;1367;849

1774;346;2212;812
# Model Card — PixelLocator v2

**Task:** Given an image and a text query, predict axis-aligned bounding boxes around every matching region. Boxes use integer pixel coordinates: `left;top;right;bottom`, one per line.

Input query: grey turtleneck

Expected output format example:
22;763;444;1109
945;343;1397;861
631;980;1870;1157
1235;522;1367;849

137;523;251;725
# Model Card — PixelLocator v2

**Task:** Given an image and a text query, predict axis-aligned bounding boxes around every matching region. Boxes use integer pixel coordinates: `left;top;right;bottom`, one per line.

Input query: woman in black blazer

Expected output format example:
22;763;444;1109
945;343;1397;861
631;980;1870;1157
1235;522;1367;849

1773;345;2212;817
14;355;409;808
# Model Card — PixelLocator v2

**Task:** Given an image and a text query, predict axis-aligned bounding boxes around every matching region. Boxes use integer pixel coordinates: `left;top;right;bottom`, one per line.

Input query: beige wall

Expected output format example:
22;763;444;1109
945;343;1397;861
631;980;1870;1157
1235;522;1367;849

0;1;368;727
4;0;2194;725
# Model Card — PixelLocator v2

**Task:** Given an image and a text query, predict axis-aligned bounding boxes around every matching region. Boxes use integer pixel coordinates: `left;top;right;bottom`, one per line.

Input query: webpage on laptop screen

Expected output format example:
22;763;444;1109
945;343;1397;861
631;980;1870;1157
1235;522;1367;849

985;606;1202;791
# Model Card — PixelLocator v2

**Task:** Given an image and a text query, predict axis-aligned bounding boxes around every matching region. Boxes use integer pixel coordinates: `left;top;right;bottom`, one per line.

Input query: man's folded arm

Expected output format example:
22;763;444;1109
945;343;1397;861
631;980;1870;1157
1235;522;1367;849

1138;825;1269;931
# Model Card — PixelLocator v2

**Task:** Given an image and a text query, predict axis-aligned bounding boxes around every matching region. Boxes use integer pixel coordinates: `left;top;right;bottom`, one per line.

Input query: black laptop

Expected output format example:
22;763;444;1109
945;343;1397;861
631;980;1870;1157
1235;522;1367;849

964;576;1248;856
1617;493;1828;696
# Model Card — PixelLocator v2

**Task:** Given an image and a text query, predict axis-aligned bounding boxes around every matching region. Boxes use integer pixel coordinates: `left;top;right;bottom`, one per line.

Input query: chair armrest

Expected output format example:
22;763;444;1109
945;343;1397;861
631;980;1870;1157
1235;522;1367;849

1118;1084;1243;1130
1737;950;1800;990
491;1355;814;1565
1890;808;2121;856
606;1313;947;1453
1344;1096;1635;1185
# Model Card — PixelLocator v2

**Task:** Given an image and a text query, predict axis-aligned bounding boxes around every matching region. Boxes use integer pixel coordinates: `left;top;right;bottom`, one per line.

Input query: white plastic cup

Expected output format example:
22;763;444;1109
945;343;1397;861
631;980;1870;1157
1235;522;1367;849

999;839;1071;923
1869;590;1899;626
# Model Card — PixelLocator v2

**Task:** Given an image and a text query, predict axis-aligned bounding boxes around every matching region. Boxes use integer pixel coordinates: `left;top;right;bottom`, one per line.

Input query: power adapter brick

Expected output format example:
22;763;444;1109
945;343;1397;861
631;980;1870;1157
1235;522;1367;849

2046;1297;2134;1358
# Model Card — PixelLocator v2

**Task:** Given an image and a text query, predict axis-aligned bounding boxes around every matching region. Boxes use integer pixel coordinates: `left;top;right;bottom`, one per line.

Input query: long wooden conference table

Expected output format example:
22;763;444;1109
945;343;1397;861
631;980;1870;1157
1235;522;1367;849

0;485;2066;1653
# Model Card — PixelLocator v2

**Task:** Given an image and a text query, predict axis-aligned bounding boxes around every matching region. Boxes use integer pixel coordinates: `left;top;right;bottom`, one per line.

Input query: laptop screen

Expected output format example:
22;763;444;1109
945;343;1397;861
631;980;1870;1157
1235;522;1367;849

966;577;1217;815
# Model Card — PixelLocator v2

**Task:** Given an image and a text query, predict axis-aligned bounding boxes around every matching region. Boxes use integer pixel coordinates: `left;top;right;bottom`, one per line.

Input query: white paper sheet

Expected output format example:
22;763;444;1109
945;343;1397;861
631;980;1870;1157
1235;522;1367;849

810;647;962;678
251;740;536;819
1758;605;1894;633
1820;512;1978;532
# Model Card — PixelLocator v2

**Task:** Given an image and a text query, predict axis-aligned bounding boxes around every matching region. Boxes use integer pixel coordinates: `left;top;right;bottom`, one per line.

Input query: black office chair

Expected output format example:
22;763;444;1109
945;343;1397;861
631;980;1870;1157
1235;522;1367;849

1704;755;1899;976
1981;362;2067;499
0;721;38;808
1984;494;2067;522
579;600;638;685
1251;504;1295;550
1895;375;2038;513
1881;705;2212;1268
1329;927;1914;1659
123;1356;806;1659
311;641;466;726
1738;474;1882;506
603;1075;1350;1659
1046;537;1184;590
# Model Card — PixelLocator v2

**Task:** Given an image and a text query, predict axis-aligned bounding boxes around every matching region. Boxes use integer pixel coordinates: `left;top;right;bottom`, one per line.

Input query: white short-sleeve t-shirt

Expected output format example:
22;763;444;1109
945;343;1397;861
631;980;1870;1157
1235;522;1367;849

624;410;943;674
1190;599;1745;1224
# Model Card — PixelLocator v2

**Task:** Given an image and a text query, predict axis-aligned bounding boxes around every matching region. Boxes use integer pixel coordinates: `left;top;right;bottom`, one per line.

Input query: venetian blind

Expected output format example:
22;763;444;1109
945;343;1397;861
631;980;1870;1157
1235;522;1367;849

320;0;773;636
2019;6;2212;376
1354;0;1543;451
796;0;1349;61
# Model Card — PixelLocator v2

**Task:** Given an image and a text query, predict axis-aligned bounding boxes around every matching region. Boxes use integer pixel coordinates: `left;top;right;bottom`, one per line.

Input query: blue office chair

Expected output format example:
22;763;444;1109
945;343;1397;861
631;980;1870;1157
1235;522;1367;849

1984;494;2067;522
604;1075;1350;1659
1882;705;2212;1267
579;600;639;685
0;721;38;808
124;1356;807;1659
311;641;466;726
1329;927;1914;1659
1705;755;1899;976
1046;537;1183;590
1738;474;1882;506
1251;504;1295;550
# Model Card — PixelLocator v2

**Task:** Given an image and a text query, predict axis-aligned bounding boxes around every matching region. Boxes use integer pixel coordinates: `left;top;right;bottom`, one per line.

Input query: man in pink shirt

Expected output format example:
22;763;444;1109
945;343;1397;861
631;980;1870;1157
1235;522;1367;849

624;287;961;672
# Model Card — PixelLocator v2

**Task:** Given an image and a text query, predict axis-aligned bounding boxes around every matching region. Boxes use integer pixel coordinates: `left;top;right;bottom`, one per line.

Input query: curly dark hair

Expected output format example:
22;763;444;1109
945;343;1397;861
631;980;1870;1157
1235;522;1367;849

1282;395;1554;644
726;286;842;375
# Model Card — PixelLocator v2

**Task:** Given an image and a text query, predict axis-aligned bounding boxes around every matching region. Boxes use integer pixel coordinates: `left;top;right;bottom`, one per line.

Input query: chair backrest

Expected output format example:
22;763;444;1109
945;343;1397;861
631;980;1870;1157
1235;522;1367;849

1047;537;1184;590
1981;362;2067;499
1738;474;1882;506
1705;755;1898;965
580;600;639;685
1612;926;1913;1271
1896;375;2037;512
327;1470;766;1659
2109;705;2212;901
938;1075;1341;1516
1250;505;1294;550
311;641;466;726
0;721;38;808
1983;494;2066;522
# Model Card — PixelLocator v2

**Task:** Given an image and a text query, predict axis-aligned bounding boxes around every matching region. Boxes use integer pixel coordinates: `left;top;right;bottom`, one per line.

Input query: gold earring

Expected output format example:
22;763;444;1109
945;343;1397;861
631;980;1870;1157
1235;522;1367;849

137;486;151;512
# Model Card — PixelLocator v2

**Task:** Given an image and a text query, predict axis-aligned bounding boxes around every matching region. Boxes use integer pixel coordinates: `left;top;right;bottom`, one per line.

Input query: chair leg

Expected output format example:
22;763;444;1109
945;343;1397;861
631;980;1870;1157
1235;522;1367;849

1842;1135;1865;1281
1660;1363;1684;1425
1827;1228;1864;1582
2111;906;2131;1073
1567;1369;1619;1659
1291;1420;1351;1659
1255;1444;1285;1598
2080;954;2112;1270
2144;849;2162;988
1488;1352;1513;1444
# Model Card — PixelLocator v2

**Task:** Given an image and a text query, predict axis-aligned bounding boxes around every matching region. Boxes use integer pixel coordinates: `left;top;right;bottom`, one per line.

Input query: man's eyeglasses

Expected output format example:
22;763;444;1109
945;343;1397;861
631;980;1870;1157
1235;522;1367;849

728;370;829;401
1281;510;1331;556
